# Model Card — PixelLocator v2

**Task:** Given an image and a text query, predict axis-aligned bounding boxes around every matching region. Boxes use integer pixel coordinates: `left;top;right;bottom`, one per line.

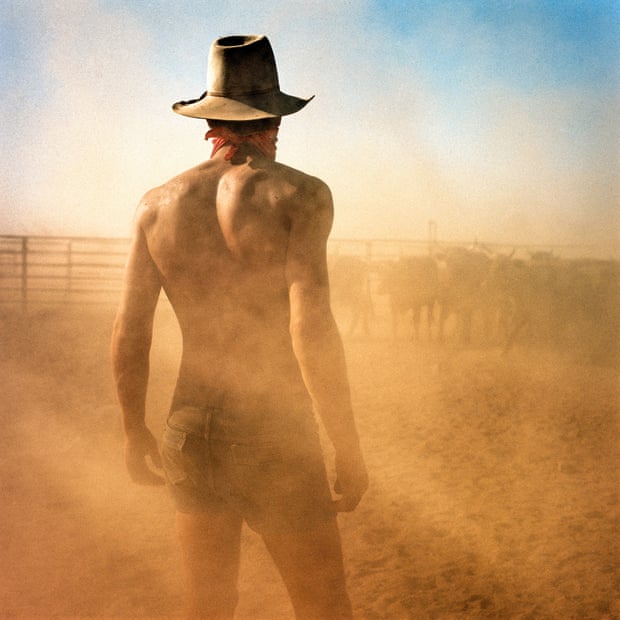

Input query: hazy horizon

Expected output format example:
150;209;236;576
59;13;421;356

2;0;618;254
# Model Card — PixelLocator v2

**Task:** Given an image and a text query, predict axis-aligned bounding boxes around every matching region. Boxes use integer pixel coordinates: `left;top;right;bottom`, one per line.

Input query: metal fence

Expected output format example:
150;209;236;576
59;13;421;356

0;235;431;311
0;235;129;311
0;233;612;312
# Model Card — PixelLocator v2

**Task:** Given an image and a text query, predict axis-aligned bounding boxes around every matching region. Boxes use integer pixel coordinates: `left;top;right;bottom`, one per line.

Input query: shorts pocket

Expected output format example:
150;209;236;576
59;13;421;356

161;425;189;485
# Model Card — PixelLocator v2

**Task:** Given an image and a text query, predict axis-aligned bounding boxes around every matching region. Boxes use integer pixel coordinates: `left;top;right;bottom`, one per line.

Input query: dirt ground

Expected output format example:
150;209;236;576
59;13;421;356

0;304;618;619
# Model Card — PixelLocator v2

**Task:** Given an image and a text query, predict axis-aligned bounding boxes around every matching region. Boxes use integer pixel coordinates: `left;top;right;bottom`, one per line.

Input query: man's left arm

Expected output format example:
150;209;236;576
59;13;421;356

111;208;163;485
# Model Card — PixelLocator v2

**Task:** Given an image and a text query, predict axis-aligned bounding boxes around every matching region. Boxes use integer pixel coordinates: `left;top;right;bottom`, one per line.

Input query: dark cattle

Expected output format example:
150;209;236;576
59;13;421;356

436;247;492;345
328;255;373;336
482;250;577;352
583;259;620;365
484;252;620;362
547;258;620;363
519;252;595;350
482;252;538;352
378;255;440;341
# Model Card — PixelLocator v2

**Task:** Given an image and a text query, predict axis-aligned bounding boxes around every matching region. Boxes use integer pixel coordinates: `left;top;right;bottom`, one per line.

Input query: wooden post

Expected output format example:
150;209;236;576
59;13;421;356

20;236;28;314
66;240;73;296
428;220;437;255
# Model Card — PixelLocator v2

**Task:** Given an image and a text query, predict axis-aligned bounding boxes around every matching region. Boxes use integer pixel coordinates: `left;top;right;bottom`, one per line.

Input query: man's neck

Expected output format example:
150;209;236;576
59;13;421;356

205;126;279;161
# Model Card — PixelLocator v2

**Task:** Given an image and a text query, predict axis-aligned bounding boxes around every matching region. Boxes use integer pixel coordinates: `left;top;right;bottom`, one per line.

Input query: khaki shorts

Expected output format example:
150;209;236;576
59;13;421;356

161;406;335;534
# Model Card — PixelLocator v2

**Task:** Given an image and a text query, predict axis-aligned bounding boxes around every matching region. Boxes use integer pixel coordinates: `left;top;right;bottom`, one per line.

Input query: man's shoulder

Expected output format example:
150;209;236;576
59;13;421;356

270;160;325;185
268;161;331;201
136;162;213;220
135;182;168;224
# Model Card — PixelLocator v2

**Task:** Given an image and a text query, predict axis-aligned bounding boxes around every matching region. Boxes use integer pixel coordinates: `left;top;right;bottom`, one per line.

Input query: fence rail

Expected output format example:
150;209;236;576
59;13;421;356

0;235;129;311
0;233;613;312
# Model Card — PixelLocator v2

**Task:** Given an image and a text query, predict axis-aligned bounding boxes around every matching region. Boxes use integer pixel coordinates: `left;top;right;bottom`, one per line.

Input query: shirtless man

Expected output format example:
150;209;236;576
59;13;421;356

111;35;368;619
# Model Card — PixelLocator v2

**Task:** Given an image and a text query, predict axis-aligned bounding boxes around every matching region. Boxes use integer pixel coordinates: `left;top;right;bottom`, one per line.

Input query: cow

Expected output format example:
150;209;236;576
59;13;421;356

328;255;373;337
583;258;620;365
547;257;620;363
377;255;440;341
435;246;493;345
482;251;537;352
482;251;620;360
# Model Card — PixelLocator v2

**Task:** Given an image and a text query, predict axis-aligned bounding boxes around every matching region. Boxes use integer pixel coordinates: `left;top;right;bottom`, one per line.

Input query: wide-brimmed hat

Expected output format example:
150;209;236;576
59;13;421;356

172;35;313;121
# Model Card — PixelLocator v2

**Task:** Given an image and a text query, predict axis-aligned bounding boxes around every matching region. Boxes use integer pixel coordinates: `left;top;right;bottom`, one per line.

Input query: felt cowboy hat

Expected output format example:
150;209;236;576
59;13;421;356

172;35;313;120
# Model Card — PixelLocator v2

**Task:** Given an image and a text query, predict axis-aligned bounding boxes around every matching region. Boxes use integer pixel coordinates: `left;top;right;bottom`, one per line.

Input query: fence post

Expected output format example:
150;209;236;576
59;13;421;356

20;236;28;314
66;240;73;296
428;220;437;255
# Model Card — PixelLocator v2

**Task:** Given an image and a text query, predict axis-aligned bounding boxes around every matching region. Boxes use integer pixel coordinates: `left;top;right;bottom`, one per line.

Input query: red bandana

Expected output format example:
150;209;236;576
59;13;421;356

205;126;279;161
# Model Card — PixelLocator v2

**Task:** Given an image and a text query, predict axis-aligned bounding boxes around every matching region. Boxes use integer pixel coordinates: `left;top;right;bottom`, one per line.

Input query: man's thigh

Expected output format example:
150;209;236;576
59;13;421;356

176;510;243;580
176;510;244;617
261;516;353;619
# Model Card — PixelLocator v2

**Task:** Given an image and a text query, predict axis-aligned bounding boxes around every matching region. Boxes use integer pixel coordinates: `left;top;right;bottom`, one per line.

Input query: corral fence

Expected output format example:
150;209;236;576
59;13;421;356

0;235;129;312
0;233;612;313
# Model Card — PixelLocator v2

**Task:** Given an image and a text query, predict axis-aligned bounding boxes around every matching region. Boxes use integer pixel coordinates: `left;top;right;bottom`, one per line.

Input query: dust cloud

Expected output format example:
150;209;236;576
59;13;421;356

1;296;618;618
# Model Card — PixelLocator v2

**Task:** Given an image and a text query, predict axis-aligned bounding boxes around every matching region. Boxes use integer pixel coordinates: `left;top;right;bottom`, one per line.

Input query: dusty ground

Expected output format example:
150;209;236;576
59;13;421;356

0;304;618;619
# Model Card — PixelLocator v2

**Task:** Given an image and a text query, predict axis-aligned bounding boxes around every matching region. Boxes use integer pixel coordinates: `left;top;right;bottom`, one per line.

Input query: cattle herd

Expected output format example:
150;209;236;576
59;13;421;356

328;246;619;365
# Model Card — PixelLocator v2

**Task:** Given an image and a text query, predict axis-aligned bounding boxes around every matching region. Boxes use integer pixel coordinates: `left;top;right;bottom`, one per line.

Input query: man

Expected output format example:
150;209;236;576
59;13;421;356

111;35;368;619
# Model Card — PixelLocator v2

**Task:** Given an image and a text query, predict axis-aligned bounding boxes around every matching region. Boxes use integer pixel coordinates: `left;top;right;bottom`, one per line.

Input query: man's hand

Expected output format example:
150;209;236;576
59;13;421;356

332;445;369;512
124;425;165;485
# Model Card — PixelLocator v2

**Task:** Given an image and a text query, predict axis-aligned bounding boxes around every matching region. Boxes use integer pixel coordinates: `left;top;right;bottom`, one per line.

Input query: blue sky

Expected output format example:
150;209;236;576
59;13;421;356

1;0;618;254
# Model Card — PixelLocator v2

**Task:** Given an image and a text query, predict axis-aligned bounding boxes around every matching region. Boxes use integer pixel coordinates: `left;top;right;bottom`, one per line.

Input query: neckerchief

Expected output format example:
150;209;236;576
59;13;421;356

205;126;279;161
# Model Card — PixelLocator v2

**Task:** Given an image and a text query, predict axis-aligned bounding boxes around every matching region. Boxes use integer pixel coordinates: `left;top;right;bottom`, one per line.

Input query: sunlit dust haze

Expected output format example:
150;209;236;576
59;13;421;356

1;0;618;253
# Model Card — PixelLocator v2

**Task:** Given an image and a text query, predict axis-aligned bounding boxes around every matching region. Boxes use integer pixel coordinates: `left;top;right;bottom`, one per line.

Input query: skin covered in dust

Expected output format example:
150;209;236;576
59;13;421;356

111;120;368;618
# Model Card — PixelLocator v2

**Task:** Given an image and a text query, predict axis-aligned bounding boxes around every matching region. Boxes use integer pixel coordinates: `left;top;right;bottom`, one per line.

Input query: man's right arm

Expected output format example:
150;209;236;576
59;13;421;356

111;202;164;485
285;180;368;512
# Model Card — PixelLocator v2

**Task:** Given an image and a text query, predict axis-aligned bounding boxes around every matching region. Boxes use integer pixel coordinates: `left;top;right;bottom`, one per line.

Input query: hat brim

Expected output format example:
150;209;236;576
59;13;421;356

172;90;313;120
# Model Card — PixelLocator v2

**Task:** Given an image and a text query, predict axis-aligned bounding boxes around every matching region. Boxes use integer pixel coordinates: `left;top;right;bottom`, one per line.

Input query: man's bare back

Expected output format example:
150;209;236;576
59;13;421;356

139;147;326;416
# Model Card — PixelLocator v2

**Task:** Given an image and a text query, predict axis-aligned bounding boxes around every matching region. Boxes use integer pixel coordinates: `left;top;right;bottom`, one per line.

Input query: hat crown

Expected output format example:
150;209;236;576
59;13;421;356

172;34;312;120
207;35;280;98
